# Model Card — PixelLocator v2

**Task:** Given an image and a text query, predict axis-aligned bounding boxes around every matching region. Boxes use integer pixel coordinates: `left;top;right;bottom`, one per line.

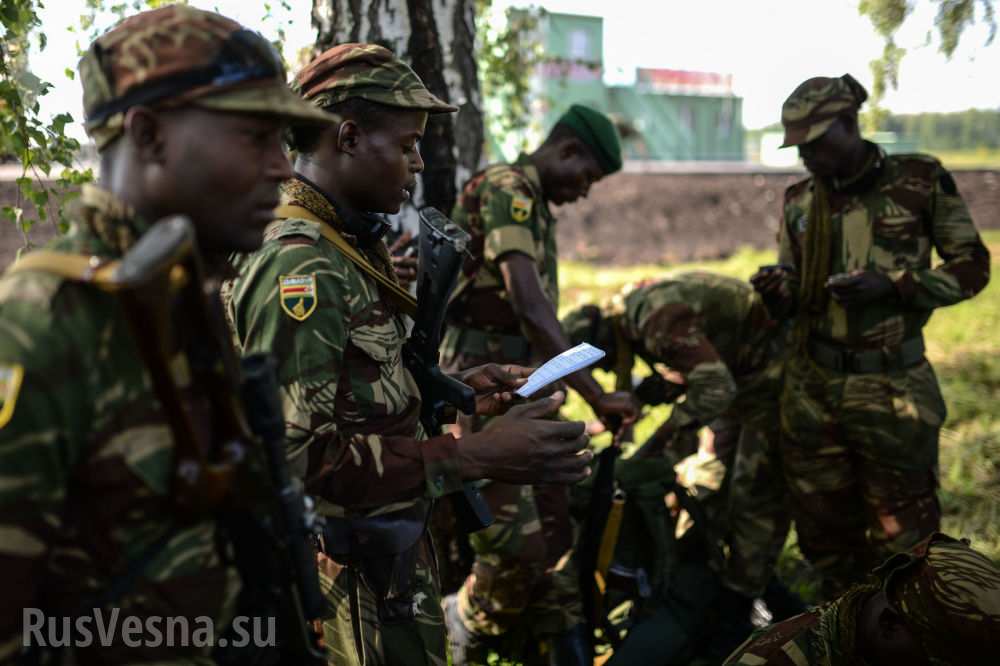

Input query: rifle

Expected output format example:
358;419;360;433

577;419;622;646
220;353;328;665
402;207;493;533
111;217;325;664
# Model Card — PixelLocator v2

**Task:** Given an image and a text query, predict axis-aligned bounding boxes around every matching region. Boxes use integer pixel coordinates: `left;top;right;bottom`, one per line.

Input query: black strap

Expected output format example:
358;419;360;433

808;336;925;374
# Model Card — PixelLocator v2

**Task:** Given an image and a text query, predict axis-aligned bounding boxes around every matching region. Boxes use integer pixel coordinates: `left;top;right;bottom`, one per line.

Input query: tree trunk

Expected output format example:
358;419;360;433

311;0;483;226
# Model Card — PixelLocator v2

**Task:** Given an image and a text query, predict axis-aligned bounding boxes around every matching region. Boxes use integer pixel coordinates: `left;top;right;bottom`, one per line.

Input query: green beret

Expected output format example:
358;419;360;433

555;104;623;175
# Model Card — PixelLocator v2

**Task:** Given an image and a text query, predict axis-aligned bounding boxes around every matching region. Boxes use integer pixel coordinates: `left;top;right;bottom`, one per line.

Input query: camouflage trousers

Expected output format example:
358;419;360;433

317;537;447;666
779;355;944;598
722;365;792;599
672;364;791;599
723;419;791;598
455;481;582;641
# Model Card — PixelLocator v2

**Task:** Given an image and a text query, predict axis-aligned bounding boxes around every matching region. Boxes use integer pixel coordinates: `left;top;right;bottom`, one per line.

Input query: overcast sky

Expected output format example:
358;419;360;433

26;0;1000;140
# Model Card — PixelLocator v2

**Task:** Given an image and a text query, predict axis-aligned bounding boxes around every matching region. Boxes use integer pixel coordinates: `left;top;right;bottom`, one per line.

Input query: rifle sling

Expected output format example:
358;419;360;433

4;250;122;288
275;204;417;317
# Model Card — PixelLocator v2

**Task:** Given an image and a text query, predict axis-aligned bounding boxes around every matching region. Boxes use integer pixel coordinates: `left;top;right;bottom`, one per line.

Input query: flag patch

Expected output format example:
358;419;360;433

511;195;533;223
279;274;318;321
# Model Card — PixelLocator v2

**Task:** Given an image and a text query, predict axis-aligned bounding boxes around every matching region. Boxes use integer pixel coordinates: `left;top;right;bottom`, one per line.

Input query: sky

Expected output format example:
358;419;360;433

24;0;1000;141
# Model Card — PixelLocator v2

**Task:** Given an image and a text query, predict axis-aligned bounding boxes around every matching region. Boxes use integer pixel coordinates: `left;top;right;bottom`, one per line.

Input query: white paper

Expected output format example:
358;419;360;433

515;343;606;398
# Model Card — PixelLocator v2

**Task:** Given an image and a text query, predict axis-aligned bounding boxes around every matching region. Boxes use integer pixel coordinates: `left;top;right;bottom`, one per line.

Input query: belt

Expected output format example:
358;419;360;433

808;336;925;374
451;325;531;362
321;501;429;560
320;502;431;617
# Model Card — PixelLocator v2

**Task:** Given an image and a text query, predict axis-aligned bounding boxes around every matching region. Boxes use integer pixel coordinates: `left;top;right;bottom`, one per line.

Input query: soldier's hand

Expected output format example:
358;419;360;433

460;391;592;484
591;391;640;433
751;265;796;318
458;363;543;416
388;231;418;287
826;270;896;307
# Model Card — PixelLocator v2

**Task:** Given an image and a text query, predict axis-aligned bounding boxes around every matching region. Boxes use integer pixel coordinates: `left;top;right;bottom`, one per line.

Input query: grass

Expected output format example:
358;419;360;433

558;231;1000;599
934;148;1000;170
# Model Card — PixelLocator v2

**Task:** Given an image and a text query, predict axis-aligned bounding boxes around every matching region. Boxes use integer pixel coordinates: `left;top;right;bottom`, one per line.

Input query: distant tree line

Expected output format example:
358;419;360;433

881;108;1000;151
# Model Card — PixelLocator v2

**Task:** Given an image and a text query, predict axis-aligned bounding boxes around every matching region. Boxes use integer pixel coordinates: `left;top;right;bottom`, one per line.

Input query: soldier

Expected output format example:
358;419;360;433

0;6;338;663
752;74;990;597
561;272;799;657
724;532;1000;665
224;43;593;666
442;104;639;663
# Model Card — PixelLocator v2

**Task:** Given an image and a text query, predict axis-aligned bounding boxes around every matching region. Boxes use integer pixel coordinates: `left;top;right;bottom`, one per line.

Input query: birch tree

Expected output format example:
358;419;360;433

311;0;483;218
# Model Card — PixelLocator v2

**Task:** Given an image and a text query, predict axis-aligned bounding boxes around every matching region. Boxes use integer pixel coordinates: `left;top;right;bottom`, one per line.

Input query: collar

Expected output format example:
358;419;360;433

78;184;150;257
281;175;399;284
514;154;554;218
817;582;879;666
284;174;389;248
827;141;884;194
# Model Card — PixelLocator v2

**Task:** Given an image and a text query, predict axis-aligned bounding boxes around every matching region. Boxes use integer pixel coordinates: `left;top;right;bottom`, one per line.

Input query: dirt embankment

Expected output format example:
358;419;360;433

553;170;1000;265
2;170;998;268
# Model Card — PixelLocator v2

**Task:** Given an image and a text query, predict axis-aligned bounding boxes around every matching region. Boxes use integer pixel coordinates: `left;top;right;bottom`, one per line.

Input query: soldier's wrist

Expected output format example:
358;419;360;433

454;434;488;481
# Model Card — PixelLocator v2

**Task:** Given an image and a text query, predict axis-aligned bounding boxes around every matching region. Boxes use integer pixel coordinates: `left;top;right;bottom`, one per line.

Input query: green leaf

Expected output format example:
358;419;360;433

64;67;75;80
51;112;72;135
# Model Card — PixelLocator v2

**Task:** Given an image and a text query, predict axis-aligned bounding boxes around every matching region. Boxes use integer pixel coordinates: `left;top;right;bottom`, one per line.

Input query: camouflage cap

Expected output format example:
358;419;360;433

294;43;457;114
79;5;336;150
875;532;1000;665
779;73;868;148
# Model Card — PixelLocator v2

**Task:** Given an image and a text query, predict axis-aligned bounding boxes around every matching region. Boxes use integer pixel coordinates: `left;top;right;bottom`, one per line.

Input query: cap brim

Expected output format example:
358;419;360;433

780;117;835;148
194;82;341;125
372;88;458;114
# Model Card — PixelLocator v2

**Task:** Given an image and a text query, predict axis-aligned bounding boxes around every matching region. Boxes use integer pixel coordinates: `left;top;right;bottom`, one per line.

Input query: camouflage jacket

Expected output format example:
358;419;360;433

780;144;990;348
225;177;464;518
445;155;558;341
723;588;870;666
616;272;780;428
0;186;238;665
724;606;865;666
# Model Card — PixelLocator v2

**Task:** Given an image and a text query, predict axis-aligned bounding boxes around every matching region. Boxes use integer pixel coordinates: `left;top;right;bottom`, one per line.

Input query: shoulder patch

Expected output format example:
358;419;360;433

0;362;24;429
511;195;533;223
265;218;321;244
279;274;318;321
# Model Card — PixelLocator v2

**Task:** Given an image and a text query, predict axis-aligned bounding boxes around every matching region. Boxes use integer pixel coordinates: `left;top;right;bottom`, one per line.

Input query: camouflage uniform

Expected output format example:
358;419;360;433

0;7;332;664
0;187;240;666
724;533;1000;665
775;76;990;595
225;44;459;666
440;156;577;646
563;272;790;598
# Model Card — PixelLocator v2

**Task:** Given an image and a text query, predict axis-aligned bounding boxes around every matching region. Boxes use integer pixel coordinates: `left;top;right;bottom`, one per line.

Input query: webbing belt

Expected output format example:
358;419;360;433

275;204;416;317
808;336;925;374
